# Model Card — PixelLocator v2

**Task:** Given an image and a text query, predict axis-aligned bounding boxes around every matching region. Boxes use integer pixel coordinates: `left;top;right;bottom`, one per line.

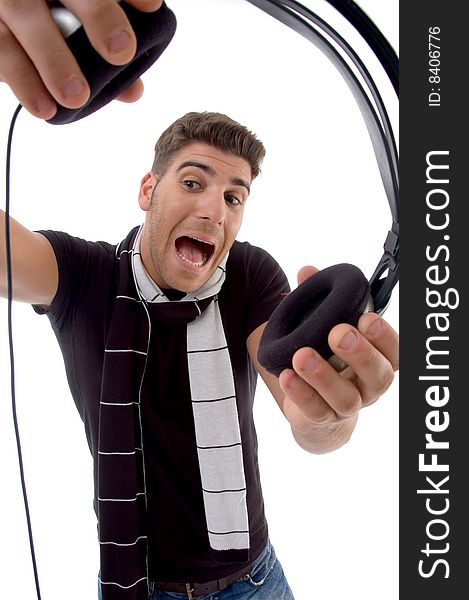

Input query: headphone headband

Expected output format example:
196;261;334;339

246;0;399;314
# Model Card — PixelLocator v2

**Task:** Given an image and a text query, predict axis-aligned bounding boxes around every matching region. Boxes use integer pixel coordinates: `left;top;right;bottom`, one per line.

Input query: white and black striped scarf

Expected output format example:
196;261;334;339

98;226;249;600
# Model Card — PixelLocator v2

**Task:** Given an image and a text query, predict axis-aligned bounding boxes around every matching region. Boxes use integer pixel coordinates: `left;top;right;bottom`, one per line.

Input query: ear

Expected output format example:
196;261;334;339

138;172;157;211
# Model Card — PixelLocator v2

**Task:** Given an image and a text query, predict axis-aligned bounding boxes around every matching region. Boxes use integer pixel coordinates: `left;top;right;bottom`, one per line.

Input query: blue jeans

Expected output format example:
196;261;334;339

99;540;294;599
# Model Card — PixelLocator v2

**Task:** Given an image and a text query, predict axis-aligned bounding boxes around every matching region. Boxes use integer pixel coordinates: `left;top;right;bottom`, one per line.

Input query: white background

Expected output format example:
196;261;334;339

0;1;399;598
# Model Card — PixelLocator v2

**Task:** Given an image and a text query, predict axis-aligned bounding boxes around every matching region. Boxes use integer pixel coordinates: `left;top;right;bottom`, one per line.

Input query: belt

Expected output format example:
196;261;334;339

154;563;252;599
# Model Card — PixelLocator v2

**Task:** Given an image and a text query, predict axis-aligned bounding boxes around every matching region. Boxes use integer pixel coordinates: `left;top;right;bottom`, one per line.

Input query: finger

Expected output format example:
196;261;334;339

279;367;336;432
328;322;395;406
0;20;57;119
125;0;164;11
115;77;143;102
1;1;90;109
291;347;362;417
358;313;399;371
64;0;137;67
296;265;319;286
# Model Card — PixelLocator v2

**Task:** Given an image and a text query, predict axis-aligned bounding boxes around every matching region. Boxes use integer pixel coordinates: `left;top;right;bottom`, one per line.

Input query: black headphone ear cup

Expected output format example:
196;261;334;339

257;263;371;376
47;2;177;125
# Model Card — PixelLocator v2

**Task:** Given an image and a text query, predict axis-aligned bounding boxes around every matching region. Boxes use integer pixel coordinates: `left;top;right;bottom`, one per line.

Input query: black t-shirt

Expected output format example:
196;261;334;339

35;228;290;582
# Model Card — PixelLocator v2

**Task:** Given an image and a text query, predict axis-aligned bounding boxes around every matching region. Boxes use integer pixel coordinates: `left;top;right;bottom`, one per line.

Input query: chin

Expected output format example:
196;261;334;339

179;275;212;294
162;271;206;294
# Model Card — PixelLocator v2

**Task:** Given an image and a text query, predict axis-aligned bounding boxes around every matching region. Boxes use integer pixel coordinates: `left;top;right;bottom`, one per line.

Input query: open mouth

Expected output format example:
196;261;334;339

175;236;215;268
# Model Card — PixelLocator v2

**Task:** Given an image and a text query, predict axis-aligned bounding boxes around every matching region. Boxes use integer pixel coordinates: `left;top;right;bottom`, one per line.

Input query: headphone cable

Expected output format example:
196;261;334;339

4;102;42;600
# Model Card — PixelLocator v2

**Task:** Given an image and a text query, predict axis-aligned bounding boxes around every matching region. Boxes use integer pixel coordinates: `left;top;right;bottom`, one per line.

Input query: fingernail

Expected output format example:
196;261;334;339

367;318;383;337
302;354;319;373
62;76;86;99
108;28;132;54
339;330;357;351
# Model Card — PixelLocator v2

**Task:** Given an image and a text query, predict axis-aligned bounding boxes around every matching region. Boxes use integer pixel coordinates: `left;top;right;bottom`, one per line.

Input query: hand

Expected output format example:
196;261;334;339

0;0;164;119
278;266;399;453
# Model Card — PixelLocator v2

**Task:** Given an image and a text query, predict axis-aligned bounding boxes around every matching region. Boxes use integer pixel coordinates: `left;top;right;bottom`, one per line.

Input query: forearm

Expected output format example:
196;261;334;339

1;209;11;297
1;209;58;304
291;414;358;454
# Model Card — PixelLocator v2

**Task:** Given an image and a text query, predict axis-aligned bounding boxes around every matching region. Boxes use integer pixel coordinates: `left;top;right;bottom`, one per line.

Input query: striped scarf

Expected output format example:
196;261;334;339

98;226;249;600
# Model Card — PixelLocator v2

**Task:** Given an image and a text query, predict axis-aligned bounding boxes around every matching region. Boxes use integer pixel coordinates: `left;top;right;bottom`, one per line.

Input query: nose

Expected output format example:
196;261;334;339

195;189;226;225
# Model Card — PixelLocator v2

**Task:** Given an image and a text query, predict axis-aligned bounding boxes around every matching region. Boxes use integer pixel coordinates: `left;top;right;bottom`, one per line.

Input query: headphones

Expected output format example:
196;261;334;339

49;0;399;375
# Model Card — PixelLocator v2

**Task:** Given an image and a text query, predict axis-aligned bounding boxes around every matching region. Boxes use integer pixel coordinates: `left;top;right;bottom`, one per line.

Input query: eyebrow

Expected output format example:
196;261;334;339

176;160;251;194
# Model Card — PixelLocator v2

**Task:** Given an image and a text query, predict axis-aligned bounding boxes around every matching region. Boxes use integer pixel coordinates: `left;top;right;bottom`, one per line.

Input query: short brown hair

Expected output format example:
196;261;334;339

152;112;266;180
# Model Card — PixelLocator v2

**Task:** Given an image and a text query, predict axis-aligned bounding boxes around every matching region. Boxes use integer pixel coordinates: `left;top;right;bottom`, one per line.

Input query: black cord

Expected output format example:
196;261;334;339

5;103;42;600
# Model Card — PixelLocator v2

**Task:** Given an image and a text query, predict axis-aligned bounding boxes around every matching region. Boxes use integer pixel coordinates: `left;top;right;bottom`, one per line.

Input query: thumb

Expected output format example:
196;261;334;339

297;265;320;286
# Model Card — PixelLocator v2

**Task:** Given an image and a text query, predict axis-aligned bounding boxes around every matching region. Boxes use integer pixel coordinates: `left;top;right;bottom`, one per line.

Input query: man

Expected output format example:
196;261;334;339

1;109;398;599
0;3;399;599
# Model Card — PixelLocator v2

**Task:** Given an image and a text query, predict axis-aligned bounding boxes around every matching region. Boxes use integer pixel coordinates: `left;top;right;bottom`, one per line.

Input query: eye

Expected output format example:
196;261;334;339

225;194;243;206
182;179;201;191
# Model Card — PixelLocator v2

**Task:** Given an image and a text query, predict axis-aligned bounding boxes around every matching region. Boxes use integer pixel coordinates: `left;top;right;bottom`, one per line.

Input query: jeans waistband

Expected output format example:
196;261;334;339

152;542;270;599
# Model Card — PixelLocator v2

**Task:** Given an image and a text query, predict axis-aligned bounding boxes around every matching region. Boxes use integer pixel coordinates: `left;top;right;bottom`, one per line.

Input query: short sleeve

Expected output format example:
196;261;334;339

32;230;116;331
226;241;290;338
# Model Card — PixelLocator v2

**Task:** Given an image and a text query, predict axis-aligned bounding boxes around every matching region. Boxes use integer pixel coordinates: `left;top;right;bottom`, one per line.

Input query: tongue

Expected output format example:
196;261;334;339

177;237;204;263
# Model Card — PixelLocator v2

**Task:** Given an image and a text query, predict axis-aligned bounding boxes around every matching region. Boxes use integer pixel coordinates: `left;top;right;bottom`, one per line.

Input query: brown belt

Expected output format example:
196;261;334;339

154;563;252;599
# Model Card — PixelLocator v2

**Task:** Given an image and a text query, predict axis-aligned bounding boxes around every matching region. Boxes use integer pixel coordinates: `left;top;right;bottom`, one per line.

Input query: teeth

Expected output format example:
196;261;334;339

191;236;214;246
177;250;207;268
